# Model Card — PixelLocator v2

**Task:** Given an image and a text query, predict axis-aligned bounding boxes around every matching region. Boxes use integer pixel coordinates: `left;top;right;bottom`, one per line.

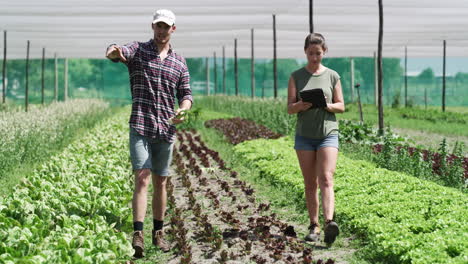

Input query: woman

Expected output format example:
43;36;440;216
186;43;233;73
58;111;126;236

287;33;345;245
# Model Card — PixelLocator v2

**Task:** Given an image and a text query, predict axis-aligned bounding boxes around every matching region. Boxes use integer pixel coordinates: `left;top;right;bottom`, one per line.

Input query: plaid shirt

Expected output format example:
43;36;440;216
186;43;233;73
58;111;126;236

115;39;192;143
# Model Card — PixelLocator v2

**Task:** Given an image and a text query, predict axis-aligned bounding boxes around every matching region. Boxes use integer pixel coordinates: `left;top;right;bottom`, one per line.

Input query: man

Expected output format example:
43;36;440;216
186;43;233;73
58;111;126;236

105;9;192;258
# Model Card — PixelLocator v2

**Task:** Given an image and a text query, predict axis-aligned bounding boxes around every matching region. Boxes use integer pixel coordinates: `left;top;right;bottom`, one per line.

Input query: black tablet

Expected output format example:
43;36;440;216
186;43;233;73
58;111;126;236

299;88;327;108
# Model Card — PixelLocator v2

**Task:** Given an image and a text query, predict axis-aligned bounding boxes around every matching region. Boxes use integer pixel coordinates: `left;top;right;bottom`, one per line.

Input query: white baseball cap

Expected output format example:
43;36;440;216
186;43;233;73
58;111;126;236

152;9;176;26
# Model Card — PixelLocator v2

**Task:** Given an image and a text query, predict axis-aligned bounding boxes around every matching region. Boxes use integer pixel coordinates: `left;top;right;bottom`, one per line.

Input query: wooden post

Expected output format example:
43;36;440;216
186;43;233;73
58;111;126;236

350;57;354;102
377;0;384;135
206;57;210;95
25;40;30;112
404;46;408;107
309;0;314;33
64;58;68;101
273;14;277;98
222;45;226;94
54;53;58;102
442;40;446;112
41;47;45;105
234;38;238;96
214;52;217;94
2;30;6;103
251;28;255;98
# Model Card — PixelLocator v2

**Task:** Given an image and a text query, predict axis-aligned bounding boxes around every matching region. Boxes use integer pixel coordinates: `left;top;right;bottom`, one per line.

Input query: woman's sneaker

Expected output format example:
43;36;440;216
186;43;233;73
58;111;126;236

304;223;321;242
324;220;339;245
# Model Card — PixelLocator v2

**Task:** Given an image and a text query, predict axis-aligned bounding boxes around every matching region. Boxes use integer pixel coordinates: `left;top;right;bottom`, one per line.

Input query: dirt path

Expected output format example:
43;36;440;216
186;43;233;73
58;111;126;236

158;130;355;264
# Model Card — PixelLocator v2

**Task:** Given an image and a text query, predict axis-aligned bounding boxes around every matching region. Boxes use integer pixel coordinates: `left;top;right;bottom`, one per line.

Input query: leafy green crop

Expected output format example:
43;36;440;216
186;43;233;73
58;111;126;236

0;108;134;263
233;137;468;264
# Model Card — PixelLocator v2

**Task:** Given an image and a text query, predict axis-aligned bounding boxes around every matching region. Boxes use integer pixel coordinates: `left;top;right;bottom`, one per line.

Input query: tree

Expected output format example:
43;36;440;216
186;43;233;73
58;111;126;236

418;68;435;80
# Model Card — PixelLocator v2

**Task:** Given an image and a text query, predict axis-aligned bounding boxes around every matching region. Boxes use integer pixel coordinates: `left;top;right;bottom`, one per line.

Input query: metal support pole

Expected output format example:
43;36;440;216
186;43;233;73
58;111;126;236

442;40;446;112
309;0;314;33
350;57;354;102
41;47;45;105
214;52;217;94
2;31;6;103
25;40;30;112
404;46;408;107
206;57;210;95
262;61;266;98
377;0;384;134
251;28;255;98
54;53;58;101
424;85;427;110
356;84;363;123
64;58;68;101
222;46;226;94
273;14;277;98
100;58;104;99
234;38;238;96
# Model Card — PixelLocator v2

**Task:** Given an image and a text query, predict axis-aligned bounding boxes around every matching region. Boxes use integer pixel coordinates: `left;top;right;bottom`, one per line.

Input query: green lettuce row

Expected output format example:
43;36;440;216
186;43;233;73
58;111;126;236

0;109;133;263
233;137;467;264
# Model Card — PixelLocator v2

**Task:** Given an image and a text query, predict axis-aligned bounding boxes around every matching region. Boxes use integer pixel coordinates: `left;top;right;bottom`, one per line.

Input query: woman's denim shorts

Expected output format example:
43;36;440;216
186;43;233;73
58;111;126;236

294;134;339;151
129;126;174;176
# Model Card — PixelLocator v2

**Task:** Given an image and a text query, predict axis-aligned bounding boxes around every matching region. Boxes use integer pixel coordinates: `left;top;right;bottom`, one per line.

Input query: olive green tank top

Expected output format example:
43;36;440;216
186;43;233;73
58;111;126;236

291;67;340;139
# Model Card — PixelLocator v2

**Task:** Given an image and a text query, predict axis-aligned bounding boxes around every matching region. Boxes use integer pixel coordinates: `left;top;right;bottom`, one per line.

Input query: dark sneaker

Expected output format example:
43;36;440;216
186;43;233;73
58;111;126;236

304;223;321;242
132;231;145;258
324;221;339;245
152;230;171;252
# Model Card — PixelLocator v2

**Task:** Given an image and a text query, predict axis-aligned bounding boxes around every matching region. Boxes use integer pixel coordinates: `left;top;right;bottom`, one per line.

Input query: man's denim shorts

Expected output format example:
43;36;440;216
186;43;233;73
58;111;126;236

294;134;339;151
129;126;174;176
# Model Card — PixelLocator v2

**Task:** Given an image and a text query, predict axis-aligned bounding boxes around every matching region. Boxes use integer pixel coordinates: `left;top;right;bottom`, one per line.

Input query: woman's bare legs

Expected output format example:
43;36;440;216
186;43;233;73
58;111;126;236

316;147;338;222
296;150;319;224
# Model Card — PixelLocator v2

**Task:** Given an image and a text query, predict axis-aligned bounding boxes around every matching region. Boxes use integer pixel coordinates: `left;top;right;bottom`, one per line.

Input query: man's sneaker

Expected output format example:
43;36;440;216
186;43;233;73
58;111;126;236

152;230;171;252
304;223;321;242
132;231;145;258
324;220;340;245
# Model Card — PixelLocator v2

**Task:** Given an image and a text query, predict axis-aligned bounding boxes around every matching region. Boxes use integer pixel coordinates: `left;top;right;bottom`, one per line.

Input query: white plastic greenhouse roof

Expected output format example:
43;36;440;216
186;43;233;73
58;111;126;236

1;0;468;59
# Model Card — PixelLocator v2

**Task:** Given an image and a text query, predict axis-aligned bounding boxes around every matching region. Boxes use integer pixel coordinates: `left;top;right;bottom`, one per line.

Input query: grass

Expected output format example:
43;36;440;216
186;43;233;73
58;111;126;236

341;103;468;138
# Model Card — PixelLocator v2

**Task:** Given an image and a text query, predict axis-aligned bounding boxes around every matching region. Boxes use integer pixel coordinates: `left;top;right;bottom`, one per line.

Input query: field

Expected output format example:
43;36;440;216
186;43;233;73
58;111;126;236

0;96;467;264
341;103;468;154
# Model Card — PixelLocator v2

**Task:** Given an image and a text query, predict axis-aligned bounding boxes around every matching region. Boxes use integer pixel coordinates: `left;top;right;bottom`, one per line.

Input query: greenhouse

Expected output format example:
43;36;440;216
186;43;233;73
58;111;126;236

1;1;467;263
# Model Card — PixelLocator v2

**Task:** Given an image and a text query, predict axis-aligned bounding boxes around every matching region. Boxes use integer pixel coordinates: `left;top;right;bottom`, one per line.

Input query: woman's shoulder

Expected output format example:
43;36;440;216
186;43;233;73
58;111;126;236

291;67;308;78
323;67;340;81
324;67;339;77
